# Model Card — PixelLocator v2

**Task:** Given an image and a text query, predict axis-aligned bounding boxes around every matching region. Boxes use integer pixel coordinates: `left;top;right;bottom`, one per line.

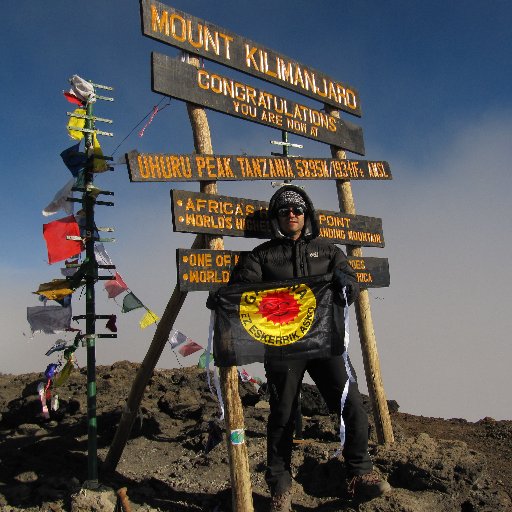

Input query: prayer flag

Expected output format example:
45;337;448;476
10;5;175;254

42;178;75;217
53;358;74;386
60;259;79;277
139;309;159;329
92;134;108;173
55;295;72;307
27;305;72;335
105;315;117;332
178;340;203;357
63;91;84;106
121;292;144;313
239;368;263;386
67;108;86;140
104;272;128;298
169;329;188;349
197;351;214;369
69;75;96;103
94;243;112;266
34;279;75;301
60;143;86;177
212;274;340;366
43;215;83;264
45;340;68;356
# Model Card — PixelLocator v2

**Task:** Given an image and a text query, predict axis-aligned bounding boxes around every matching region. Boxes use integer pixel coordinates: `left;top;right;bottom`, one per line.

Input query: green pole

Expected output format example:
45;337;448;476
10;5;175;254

282;130;289;158
84;100;98;483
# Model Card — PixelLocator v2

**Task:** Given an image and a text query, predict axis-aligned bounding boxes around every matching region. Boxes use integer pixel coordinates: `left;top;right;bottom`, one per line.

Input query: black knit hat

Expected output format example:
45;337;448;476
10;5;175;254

274;189;307;211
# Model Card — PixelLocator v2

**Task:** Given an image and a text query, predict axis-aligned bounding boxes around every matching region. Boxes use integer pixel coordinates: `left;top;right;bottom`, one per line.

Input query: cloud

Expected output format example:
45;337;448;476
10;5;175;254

353;110;512;421
2;110;511;422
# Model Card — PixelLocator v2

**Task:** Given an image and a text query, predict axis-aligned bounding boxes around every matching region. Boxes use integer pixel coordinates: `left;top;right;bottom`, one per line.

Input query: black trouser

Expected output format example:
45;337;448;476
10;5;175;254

264;356;372;495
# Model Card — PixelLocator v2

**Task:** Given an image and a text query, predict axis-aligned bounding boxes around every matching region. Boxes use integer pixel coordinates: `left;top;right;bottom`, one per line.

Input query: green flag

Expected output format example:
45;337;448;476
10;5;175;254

122;292;144;313
197;350;214;369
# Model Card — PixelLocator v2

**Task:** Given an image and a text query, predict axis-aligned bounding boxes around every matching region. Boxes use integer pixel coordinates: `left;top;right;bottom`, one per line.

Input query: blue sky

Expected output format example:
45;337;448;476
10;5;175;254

1;0;511;422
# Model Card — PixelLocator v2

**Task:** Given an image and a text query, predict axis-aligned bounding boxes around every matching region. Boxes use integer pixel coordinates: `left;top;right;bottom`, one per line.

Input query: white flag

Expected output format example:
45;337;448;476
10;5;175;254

42;178;75;217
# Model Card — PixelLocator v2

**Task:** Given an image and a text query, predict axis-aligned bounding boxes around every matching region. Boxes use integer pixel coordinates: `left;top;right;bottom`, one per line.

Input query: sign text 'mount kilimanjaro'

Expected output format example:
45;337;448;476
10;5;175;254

141;0;361;116
171;190;384;247
127;150;392;182
152;53;365;154
178;249;390;291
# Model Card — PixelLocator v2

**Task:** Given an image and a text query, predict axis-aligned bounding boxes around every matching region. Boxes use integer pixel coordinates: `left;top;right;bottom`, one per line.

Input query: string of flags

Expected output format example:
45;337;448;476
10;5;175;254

28;75;157;420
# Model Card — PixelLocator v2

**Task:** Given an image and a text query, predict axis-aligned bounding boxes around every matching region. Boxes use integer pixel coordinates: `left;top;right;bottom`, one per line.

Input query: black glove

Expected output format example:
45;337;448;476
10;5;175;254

206;291;219;310
333;268;360;305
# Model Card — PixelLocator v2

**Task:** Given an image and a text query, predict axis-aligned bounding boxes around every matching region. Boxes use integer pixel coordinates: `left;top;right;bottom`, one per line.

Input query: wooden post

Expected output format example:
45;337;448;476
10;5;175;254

186;54;254;512
326;106;394;445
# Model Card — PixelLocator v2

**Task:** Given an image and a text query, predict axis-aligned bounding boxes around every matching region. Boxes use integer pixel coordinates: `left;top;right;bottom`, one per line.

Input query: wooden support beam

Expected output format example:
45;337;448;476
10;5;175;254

326;106;394;445
186;54;254;512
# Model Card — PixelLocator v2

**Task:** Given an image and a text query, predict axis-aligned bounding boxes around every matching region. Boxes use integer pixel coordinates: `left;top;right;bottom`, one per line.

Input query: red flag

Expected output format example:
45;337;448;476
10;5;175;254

104;272;128;298
178;340;203;357
63;91;84;106
43;215;83;264
105;315;117;332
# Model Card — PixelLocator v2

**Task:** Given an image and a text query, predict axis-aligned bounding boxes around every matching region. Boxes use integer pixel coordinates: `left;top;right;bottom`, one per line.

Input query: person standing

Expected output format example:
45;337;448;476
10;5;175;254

228;184;391;511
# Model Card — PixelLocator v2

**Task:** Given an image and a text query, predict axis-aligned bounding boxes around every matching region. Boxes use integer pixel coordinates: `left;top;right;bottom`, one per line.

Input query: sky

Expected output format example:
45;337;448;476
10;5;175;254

1;0;511;423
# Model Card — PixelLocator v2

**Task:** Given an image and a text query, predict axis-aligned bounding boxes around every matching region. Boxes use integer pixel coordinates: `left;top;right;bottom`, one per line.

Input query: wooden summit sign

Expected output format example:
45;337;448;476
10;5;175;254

152;53;365;154
141;0;362;116
171;190;384;247
127;150;391;182
177;249;390;291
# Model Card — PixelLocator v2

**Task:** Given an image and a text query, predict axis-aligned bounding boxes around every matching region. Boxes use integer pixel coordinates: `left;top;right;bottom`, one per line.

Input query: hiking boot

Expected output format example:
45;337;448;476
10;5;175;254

269;488;293;512
347;472;392;499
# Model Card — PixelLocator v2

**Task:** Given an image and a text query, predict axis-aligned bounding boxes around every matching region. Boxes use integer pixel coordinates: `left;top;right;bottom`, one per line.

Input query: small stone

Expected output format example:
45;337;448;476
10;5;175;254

14;471;38;483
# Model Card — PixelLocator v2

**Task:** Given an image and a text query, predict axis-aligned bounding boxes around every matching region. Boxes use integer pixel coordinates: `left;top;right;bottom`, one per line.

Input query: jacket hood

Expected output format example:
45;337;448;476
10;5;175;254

268;184;320;240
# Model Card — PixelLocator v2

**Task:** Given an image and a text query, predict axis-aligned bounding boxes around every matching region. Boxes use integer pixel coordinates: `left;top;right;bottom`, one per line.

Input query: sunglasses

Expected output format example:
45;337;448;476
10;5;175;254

277;206;306;217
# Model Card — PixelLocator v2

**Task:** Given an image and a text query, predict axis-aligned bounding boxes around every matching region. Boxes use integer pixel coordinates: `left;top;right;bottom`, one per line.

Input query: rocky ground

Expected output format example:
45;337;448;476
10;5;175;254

0;361;510;511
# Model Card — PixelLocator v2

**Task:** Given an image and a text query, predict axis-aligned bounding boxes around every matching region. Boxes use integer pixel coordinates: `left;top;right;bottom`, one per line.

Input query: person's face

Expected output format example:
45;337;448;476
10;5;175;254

277;205;305;240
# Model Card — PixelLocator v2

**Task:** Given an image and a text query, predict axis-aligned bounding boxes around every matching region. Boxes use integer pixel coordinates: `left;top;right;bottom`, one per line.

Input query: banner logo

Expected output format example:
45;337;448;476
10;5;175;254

239;284;316;346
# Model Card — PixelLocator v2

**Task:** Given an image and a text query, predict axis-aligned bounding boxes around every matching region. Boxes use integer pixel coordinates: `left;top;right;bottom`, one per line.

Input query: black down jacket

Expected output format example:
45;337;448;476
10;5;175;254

228;185;359;359
230;184;359;296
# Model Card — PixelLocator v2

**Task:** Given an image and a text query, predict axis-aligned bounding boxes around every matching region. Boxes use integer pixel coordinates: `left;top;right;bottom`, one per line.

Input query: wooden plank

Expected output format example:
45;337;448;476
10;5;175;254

171;190;384;247
127;150;391;182
177;249;390;291
141;0;361;116
152;53;365;154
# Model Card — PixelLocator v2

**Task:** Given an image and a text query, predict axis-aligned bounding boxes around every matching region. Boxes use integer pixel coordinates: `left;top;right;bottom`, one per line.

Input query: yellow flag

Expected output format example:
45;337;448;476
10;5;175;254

34;279;75;300
67;108;86;140
139;309;159;329
93;134;108;172
53;359;74;386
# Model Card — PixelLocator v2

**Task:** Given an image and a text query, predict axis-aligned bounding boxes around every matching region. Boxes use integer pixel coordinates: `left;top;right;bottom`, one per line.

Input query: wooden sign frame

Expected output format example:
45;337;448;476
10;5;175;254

177;249;390;291
141;0;362;116
171;190;384;247
152;53;365;154
127;150;391;182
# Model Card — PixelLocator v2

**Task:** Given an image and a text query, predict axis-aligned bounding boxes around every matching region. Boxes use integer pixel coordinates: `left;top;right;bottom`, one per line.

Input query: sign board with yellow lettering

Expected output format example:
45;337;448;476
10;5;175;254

127;150;392;182
171;190;384;247
152;53;365;154
141;0;361;116
177;249;389;291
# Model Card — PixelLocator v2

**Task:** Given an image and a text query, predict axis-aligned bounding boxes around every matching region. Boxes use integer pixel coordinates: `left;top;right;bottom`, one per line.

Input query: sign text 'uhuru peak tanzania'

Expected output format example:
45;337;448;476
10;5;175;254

141;0;361;116
127;150;391;182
